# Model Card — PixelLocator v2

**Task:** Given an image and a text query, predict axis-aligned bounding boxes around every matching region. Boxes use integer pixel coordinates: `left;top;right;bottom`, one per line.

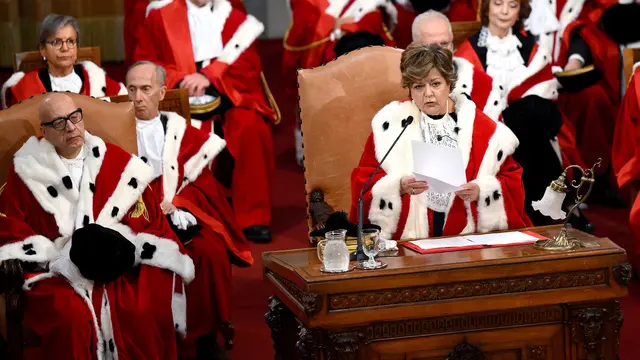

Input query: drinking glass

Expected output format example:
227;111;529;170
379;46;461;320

361;228;381;269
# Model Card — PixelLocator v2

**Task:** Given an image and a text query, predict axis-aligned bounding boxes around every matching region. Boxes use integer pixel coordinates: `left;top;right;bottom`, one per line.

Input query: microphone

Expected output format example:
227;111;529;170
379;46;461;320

436;134;457;142
353;115;414;262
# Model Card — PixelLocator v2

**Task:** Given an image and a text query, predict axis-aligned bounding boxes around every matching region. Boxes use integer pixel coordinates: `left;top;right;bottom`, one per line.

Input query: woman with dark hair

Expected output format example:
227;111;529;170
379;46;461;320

1;14;126;109
455;0;591;229
350;44;530;240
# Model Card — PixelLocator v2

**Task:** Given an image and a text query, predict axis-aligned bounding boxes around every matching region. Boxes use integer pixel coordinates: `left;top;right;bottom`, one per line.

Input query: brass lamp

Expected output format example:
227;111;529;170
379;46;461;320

531;159;601;250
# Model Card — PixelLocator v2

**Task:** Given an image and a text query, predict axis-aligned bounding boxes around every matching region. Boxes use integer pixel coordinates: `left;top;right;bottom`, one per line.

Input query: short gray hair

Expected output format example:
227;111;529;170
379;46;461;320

127;60;167;87
411;10;452;43
39;14;80;47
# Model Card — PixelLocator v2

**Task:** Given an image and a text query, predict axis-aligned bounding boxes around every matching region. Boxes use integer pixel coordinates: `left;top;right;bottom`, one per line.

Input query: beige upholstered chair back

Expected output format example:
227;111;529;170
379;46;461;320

14;47;101;72
0;92;137;185
298;46;407;231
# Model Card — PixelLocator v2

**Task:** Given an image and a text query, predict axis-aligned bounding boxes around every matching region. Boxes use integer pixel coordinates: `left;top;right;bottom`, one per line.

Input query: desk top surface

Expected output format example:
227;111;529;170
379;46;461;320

263;226;626;284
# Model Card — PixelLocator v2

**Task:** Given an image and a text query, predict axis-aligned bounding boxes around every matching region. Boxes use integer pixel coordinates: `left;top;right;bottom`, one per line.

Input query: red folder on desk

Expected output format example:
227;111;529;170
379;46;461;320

402;231;547;254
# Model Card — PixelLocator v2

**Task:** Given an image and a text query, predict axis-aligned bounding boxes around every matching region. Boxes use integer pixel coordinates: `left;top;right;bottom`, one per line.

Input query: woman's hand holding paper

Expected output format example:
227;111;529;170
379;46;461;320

400;175;429;195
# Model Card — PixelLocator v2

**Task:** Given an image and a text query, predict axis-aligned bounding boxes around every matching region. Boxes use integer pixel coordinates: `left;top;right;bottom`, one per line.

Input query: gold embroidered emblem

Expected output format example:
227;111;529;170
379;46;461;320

130;195;149;221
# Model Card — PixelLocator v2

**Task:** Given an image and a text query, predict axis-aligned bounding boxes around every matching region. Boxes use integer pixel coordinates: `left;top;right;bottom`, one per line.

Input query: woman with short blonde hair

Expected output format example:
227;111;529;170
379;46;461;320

350;43;531;240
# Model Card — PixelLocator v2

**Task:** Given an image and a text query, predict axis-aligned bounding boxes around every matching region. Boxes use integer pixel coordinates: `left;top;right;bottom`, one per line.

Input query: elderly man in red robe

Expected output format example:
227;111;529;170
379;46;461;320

125;60;253;358
0;92;194;360
134;0;278;242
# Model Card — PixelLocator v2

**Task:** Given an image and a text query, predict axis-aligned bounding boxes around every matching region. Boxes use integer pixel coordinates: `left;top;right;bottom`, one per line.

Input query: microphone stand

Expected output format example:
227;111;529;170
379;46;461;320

352;116;414;262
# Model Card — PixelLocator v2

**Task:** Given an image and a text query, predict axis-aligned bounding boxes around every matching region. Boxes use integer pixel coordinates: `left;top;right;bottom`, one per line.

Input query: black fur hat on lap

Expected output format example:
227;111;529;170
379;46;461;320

309;211;381;238
70;224;136;282
599;4;640;45
334;31;386;57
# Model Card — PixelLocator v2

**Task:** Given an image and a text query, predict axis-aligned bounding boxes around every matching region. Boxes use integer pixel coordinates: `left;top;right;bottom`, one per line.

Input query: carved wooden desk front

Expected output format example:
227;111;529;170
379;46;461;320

263;226;630;360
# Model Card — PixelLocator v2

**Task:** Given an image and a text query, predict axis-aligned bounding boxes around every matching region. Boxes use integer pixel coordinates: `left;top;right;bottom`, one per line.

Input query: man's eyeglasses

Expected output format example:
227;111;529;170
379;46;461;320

45;38;77;50
41;108;83;131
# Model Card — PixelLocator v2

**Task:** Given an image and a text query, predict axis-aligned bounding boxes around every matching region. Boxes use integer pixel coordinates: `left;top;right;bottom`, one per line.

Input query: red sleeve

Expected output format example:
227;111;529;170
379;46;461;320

105;75;125;96
455;40;484;70
0;168;58;262
614;73;640;188
133;11;191;88
122;187;182;248
341;10;395;45
497;156;532;229
349;133;410;238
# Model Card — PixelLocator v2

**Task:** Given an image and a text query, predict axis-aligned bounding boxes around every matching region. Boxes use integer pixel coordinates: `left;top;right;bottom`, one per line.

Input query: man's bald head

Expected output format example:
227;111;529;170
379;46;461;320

412;11;454;52
39;93;86;158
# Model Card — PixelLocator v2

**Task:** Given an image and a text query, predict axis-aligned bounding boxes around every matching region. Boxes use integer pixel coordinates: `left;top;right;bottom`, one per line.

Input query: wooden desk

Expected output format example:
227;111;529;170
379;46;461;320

262;226;630;360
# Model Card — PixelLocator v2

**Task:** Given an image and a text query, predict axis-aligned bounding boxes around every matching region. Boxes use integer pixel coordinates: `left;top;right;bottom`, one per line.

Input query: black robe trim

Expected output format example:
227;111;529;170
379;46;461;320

468;29;536;70
38;64;86;93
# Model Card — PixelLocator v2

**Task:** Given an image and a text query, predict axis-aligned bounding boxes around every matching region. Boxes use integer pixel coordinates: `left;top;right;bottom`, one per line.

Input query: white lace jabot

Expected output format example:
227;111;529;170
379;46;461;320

136;115;165;180
49;71;82;93
482;27;527;97
187;0;224;63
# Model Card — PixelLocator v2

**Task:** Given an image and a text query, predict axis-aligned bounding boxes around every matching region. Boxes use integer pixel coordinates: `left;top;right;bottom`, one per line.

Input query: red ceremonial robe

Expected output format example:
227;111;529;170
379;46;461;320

530;0;624;174
144;112;253;355
0;132;194;360
614;68;640;266
283;0;396;96
1;61;127;109
456;32;584;169
135;0;276;228
124;0;150;67
350;93;531;240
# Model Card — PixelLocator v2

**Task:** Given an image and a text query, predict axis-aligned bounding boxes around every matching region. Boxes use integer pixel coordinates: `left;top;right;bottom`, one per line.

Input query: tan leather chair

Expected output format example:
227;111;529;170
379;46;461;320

110;88;192;123
298;46;407;233
13;47;102;73
623;47;640;87
0;92;136;359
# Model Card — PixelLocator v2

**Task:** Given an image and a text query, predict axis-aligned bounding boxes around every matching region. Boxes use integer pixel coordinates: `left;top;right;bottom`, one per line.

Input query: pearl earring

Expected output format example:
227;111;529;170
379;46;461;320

43;56;46;61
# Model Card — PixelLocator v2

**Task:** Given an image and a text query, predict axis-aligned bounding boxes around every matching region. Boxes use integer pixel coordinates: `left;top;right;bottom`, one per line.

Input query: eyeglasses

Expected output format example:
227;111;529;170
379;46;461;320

41;108;83;131
45;38;77;50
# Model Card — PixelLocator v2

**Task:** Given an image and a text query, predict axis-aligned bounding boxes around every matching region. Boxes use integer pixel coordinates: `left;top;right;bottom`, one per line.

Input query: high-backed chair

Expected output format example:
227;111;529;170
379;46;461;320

0;92;136;359
110;88;192;122
13;47;102;73
623;47;640;86
299;46;406;235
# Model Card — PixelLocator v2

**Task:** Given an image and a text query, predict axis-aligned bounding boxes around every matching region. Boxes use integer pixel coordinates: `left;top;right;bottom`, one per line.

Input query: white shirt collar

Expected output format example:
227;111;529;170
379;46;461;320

186;0;212;13
49;70;83;93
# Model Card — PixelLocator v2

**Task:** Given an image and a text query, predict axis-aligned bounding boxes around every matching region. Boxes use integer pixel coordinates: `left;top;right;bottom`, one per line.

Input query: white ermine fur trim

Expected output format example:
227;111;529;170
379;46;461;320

471;123;519;232
14;137;81;237
178;133;226;194
368;173;404;239
48;240;93;289
453;57;475;97
632;62;640;74
371;100;421;175
172;274;188;337
117;82;127;96
1;71;24;109
218;15;264;65
558;0;585;37
190;119;203;130
400;192;429;239
342;0;395;23
72;284;106;360
108;223;195;283
22;272;57;291
146;0;173;17
100;289;119;359
95;155;153;227
523;78;559;100
506;46;553;99
74;133;107;230
473;175;508;233
482;84;506;122
161;112;188;203
81;61;108;97
0;235;58;263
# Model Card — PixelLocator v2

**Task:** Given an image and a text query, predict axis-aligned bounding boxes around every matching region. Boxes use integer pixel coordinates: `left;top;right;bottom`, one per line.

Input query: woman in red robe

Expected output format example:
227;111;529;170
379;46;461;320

455;0;593;230
350;44;530;239
1;14;126;109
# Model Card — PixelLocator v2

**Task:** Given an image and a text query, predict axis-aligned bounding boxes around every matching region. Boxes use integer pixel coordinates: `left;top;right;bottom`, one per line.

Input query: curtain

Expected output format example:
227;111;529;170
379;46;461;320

0;0;125;69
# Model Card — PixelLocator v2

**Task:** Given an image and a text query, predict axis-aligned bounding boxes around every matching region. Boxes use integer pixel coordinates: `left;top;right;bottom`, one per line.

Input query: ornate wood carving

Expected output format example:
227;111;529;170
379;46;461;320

308;189;332;231
267;271;320;316
528;345;547;360
330;269;607;310
610;301;624;358
327;331;365;360
265;296;289;360
366;306;563;341
572;307;607;360
296;325;319;360
445;340;486;360
612;263;632;287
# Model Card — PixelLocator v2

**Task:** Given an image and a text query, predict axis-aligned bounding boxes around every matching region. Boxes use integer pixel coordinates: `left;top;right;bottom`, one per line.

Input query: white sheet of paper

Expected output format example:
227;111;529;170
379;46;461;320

464;231;539;246
409;237;475;250
412;140;466;194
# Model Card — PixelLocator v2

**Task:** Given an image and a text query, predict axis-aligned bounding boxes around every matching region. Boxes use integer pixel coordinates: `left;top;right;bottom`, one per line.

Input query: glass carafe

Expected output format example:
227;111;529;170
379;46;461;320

317;229;349;272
